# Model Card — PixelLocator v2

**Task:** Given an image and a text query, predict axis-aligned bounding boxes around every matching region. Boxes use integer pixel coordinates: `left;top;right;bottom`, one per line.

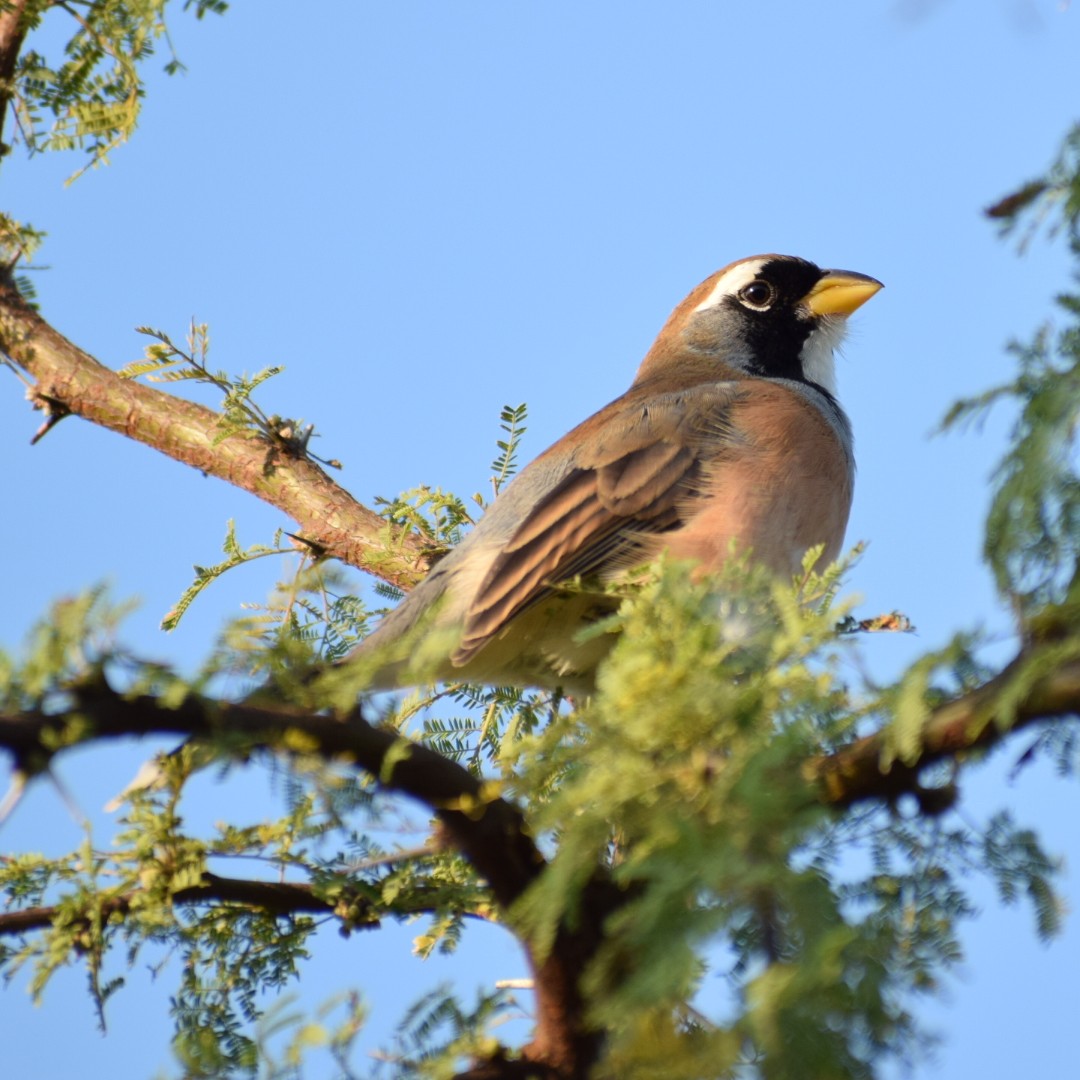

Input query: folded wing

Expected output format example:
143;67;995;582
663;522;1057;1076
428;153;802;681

454;384;747;662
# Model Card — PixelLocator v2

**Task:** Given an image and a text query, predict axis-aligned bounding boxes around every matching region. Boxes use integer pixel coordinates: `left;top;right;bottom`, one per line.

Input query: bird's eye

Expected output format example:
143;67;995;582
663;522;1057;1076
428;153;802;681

738;281;775;309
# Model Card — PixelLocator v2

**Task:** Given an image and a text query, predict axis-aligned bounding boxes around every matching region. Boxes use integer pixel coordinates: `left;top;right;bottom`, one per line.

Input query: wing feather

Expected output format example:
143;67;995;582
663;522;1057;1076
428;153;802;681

453;385;746;663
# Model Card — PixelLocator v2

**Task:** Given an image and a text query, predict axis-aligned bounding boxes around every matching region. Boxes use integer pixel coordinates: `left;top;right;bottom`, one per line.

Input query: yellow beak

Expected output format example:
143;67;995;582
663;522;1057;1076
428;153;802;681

803;270;883;318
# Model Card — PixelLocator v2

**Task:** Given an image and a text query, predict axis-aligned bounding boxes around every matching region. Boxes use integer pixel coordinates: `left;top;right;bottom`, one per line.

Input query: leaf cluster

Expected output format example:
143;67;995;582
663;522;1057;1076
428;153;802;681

501;562;929;1076
945;123;1080;615
6;0;225;179
119;322;341;468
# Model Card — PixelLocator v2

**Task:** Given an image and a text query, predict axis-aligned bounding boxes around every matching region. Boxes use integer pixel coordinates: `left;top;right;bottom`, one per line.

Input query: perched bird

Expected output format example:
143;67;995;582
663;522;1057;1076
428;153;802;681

351;255;882;692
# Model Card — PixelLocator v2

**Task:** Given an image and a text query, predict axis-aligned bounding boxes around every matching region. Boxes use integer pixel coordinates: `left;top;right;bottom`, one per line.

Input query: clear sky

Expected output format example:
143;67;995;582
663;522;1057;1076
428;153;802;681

3;1;1079;1076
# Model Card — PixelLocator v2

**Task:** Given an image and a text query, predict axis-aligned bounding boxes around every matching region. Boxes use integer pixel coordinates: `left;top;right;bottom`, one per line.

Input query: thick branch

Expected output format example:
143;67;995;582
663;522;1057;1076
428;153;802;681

811;653;1080;806
0;273;432;590
0;684;616;1077
453;1060;561;1080
1;687;545;906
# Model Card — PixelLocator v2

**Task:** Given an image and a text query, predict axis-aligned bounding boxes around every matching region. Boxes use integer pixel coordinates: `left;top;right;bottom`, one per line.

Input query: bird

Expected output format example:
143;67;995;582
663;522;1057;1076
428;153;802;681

348;255;882;693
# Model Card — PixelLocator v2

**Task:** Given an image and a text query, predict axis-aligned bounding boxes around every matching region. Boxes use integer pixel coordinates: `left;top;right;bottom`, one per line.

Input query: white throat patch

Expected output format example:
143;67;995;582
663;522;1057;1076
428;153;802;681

799;316;847;397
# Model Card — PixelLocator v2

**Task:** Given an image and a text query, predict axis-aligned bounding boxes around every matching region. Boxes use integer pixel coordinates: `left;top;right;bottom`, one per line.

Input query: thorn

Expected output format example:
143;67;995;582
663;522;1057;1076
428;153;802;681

28;391;72;444
30;409;70;444
285;532;328;558
0;772;27;827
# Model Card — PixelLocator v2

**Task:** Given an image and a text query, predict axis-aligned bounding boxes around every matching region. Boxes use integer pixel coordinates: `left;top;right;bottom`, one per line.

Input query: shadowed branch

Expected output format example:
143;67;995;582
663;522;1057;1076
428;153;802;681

810;653;1080;806
0;680;618;1077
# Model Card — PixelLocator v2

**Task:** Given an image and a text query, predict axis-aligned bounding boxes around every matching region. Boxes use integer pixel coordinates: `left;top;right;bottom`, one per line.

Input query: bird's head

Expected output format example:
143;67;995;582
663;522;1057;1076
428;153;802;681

638;255;883;397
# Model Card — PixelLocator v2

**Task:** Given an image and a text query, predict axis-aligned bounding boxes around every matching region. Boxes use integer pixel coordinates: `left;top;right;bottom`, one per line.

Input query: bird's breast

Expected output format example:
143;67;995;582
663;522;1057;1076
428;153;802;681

664;384;854;577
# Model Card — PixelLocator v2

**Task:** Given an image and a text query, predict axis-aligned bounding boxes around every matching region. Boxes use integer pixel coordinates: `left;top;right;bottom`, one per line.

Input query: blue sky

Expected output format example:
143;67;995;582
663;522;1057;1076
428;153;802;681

3;1;1080;1075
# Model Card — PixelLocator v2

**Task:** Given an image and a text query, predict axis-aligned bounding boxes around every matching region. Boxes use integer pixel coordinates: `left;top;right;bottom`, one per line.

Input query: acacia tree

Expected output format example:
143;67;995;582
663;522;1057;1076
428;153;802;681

1;5;1079;1078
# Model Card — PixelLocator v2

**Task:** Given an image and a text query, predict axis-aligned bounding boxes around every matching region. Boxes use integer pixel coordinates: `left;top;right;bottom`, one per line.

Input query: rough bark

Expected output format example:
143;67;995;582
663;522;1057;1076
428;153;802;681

0;272;433;591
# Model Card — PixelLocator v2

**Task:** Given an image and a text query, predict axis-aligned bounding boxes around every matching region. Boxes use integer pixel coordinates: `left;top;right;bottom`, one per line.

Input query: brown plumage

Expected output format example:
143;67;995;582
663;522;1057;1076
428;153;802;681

349;255;881;692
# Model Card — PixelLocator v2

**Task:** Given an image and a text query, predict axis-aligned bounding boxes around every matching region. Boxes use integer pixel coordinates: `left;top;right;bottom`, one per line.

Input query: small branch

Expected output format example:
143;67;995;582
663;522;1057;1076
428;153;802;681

0;869;510;941
0;274;433;590
0;871;375;938
810;653;1080;806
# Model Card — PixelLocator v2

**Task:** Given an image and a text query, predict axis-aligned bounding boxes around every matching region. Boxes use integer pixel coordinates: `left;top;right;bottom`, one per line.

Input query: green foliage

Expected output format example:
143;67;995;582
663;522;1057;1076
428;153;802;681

161;521;374;674
119;322;341;467
240;993;368;1080
0;492;1070;1078
382;984;516;1078
0;211;46;300
0;591;495;1072
986;123;1080;248
7;0;226;180
375;484;479;560
163;519;297;632
0;585;137;714
170;906;316;1077
505;561;920;1076
427;682;554;774
943;122;1080;614
875;631;990;771
489;402;528;498
373;403;531;556
982;811;1062;940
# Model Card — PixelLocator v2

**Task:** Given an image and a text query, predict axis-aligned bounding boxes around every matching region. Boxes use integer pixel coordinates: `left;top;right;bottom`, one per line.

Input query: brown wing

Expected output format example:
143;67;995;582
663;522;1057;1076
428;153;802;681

453;384;746;662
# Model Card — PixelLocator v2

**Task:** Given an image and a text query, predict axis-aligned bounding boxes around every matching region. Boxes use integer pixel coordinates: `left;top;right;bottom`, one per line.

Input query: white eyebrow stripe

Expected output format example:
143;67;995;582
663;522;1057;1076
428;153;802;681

692;259;770;313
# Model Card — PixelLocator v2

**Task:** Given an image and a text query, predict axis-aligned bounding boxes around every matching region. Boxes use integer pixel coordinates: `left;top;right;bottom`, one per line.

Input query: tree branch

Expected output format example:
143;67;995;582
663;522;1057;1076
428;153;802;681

7;643;1078;1076
0;272;433;590
0;0;30;152
0;867;514;940
810;652;1080;806
1;685;545;904
0;682;618;1077
0;871;378;938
